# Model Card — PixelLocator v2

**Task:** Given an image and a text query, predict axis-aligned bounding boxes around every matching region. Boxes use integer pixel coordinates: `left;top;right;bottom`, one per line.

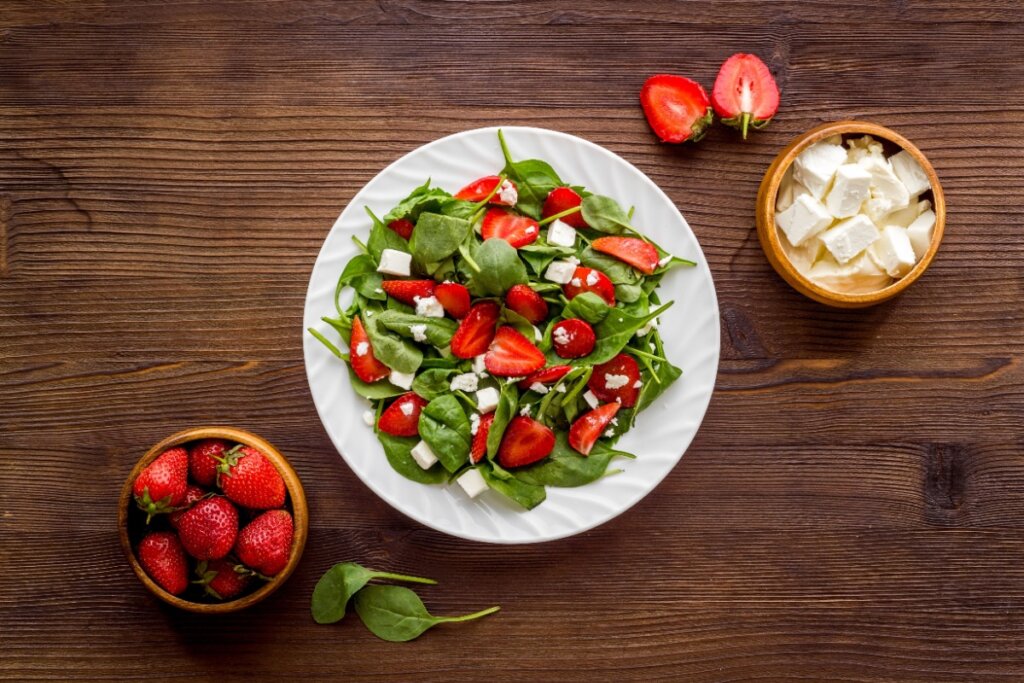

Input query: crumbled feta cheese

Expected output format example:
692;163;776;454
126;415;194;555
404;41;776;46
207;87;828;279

400;401;414;416
793;140;848;198
824;163;872;218
775;193;833;247
889;150;931;196
906;209;936;260
555;383;567;393
374;287;384;294
583;390;600;410
859;156;911;220
544;260;576;284
636;318;658;337
472;354;487;375
609;417;619;426
450;372;479;393
455;468;488;499
469;412;481;436
362;410;375;426
603;429;615;438
819;215;880;264
409;324;428;343
633;379;642;389
389;370;415;390
505;376;524;383
533;325;542;342
519;404;532;417
376;248;412;276
553;325;572;347
566;256;580;266
410;441;438;469
868;226;916;278
529;382;549;395
585;270;599;286
546;219;577;247
497;179;518;205
355;341;369;357
525;224;538;236
476;387;499;413
569;277;582;287
414;295;445;318
604;373;629;390
658;254;672;268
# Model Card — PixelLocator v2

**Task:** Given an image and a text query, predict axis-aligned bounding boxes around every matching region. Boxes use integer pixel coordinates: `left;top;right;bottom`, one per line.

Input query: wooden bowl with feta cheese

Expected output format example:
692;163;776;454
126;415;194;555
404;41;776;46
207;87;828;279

756;120;945;308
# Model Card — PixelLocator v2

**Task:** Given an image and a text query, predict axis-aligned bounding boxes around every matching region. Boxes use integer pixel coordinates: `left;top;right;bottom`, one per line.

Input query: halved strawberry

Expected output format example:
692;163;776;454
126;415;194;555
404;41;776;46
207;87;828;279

481;208;540;248
470;413;496;463
568;402;621;456
552;319;596;359
640;74;714;144
563;267;615;306
434;281;471;319
387;218;415;240
517;365;573;389
377;392;428;437
505;284;549;324
711;53;780;139
451;301;501;359
485;326;546;377
592;236;660;275
350;316;390;383
380;279;435;307
587;353;641;407
542;187;588;229
454;176;517;206
496;416;556;468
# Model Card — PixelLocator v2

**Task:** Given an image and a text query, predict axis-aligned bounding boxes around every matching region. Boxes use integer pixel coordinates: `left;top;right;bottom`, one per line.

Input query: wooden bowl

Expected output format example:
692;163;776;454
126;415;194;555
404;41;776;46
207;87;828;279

118;426;308;613
756;120;945;308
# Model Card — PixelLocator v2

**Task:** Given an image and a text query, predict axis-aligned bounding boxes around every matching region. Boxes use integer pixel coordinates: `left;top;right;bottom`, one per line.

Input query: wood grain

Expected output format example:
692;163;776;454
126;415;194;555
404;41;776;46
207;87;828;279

2;1;1023;680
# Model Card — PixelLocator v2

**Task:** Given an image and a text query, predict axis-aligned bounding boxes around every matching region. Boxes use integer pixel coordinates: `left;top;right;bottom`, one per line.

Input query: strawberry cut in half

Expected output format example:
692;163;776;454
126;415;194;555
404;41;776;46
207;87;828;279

451;301;500;359
505;284;549;324
470;412;496;464
517;365;573;389
640;74;714;144
496;416;556;469
454;176;517;205
481;207;540;248
711;53;780;139
552;319;596;359
350;315;390;383
484;326;546;377
563;267;615;306
592;236;660;275
434;281;471;319
387;218;415;240
542;187;588;229
377;392;428;437
587;353;641;407
569;402;621;456
380;279;435;307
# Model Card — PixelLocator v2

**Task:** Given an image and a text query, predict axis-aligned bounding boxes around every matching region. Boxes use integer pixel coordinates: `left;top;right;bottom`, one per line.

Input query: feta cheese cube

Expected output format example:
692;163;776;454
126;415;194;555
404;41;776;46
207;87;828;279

859;156;911;220
410;440;438;469
450;372;479;393
604;373;629;390
456;468;489;499
775;193;833;247
868;226;917;277
808;253;892;294
776;166;796;212
497;179;518;206
792;141;847;199
780;236;825;273
544;259;577;284
472;354;487;376
475;387;499;413
362;410;375;426
546;219;577;247
377;249;411;277
906;210;936;260
819;215;880;264
582;390;600;410
414;295;445;318
529;382;549;395
824;164;872;218
519;404;532;417
883;199;931;229
889;150;931;196
845;135;884;164
389;369;415;390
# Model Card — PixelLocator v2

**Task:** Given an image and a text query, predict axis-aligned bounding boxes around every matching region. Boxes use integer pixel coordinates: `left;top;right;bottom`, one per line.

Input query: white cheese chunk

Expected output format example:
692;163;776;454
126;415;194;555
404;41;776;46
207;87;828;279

859;156;911;220
825;164;873;218
362;410;375;426
906;210;936;260
780;236;826;273
868;226;917;277
776;166;796;212
455;468;489;499
890;150;931;196
883;199;931;229
544;260;577;284
636;317;659;337
414;295;445;318
546;219;577;247
471;354;488;376
475;387;499;413
529;382;549;395
808;253;892;294
845;135;885;164
469;412;481;436
410;441;438;469
582;390;600;410
377;249;411;277
389;370;415;390
409;323;428;342
775;193;833;247
792;141;847;199
450;372;479;393
819;215;880;264
497;179;518;206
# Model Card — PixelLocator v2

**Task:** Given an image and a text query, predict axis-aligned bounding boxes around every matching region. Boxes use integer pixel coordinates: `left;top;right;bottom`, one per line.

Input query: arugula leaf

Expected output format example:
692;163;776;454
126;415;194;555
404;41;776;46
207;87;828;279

377;433;447;484
366;207;410;261
580;195;632;234
411;367;455;400
582;302;673;366
375;310;458;348
354;585;500;642
480;465;547;510
467;238;528;296
312;562;436;625
564;291;610;324
498;129;563;219
486;383;519;460
418;395;471;473
383;179;452;224
363;312;423;374
409;212;472;265
513;432;634;487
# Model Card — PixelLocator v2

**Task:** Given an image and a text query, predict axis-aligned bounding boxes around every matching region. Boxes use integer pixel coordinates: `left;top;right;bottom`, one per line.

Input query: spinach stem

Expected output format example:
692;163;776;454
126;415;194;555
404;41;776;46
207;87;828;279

625;345;668;363
458;243;481;273
373;571;437;585
537;205;581;227
308;328;345;359
441;605;501;623
471;173;507;211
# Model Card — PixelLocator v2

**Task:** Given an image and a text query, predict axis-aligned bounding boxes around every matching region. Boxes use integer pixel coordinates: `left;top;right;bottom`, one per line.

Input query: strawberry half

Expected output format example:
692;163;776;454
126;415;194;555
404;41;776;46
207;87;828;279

568;402;621;456
177;496;239;561
350;315;390;383
216;445;287;510
133;446;189;523
387;218;415;240
592;236;660;275
470;412;496;464
378;392;428;437
454;175;517;206
235;509;294;577
496;416;556;468
451;301;500;359
188;438;228;487
517;365;573;389
505;284;549;324
542;187;588;229
552;319;596;359
380;279;435;307
587;353;641;407
434;281;471;319
484;326;546;377
712;53;780;139
481;208;540;248
137;531;189;596
563;267;615;306
640;74;714;144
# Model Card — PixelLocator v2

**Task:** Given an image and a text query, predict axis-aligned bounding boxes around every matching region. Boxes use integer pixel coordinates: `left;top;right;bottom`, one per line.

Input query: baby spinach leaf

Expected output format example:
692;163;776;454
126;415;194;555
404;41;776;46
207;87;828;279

348;366;405;400
519;243;575;277
467;238;528;296
498;130;563;219
418;395;471;473
486;383;520;460
579;246;642;285
581;302;673;366
411;368;455;400
335;254;385;302
363;313;423;374
440;198;477;220
410;212;471;265
312;562;436;625
615;283;643;304
383;179;452;224
480;466;547;510
581;195;632;234
366;207;409;261
354;584;500;642
376;310;458;348
377;433;447;485
500;306;536;340
513;433;634;487
634;359;683;415
564;291;610;324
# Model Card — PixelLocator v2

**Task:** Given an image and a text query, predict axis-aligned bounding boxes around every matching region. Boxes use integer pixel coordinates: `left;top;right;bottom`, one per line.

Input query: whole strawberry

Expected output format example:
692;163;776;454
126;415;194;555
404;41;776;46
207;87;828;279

194;559;251;600
188;438;229;487
235;509;293;577
217;446;286;509
177;496;239;560
137;531;188;595
133;447;189;523
169;484;208;529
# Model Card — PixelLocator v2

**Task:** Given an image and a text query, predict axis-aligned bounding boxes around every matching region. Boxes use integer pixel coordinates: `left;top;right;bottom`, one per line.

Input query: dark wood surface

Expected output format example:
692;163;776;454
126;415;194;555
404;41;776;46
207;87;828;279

2;1;1023;680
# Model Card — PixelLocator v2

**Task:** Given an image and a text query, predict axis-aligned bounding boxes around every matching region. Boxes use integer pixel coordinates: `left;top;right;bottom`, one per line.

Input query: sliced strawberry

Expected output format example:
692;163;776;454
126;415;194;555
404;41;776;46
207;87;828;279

481;208;540;248
505;284;549;324
517;365;573;389
496;416;556;468
484;326;546;377
542;187;588;229
551;319;596;359
711;53;780;139
587;353;641;407
563;267;615;306
592;236;660;275
350;316;390;383
377;392;428;437
470;413;496;464
380;279;436;307
434;281;471;319
640;74;714;144
387;218;415;240
451;301;501;359
569;402;621;456
454;176;517;205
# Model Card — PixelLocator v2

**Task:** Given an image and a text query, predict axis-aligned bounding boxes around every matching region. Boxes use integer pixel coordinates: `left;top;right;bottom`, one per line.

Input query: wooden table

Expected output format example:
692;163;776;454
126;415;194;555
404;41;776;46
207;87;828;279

2;2;1023;680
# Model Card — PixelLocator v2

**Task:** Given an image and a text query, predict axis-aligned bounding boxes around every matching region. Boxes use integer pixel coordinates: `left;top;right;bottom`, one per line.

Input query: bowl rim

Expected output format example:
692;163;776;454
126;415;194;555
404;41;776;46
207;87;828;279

117;426;308;614
755;120;946;308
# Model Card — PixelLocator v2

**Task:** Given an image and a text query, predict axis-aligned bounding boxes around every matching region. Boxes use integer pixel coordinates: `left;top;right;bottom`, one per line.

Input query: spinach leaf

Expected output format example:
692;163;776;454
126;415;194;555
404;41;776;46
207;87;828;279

579;246;642;285
336;254;385;303
580;195;632;234
440;198;477;220
500;306;537;340
410;212;471;265
615;283;643;304
467;238;528;296
376;310;458;348
582;302;673;366
418;395;471;473
412;367;455;401
363;313;423;374
634;359;683;415
312;562;436;625
518;243;575;277
354;585;500;642
486;383;520;460
513;432;634;487
480;466;547;510
383;179;452;224
564;291;610;324
377;433;447;485
498;130;563;219
366;207;409;261
349;366;405;400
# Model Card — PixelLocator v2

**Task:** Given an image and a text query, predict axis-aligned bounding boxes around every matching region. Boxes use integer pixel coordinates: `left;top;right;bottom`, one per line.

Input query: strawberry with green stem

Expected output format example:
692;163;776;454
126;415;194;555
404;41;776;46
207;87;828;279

133;447;189;523
711;53;780;139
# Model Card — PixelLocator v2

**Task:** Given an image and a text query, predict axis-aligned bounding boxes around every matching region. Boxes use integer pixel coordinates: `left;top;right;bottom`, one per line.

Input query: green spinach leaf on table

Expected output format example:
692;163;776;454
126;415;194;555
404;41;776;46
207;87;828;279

383;179;452;224
376;310;458;348
377;432;447;485
409;212;471;265
418;394;471;473
354;585;500;642
312;562;436;625
513;432;634;487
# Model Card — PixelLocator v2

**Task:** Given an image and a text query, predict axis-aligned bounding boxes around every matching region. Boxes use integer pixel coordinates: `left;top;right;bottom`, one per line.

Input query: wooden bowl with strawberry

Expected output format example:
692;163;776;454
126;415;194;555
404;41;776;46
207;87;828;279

118;426;308;613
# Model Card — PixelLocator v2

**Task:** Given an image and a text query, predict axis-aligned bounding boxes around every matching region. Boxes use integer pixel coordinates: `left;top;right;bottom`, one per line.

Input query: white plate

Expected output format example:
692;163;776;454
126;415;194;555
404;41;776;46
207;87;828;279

303;126;719;544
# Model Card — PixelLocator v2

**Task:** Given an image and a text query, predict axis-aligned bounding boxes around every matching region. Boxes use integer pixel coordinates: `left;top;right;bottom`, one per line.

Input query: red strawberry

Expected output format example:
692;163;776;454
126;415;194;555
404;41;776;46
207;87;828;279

216;446;286;510
484;326;546;377
518;365;573;389
387;218;415;240
712;53;780;139
177;496;239;561
169;484;209;529
564;267;615;306
592;236;660;275
470;413;496;464
188;438;228;487
451;301;500;359
235;509;294;577
380;279;436;307
137;531;188;596
640;74;714;144
496;416;556;468
378;392;429;437
133;447;189;523
434;281;471;319
568;402;621;456
587;353;642;407
350;315;390;383
542;187;588;229
505;284;549;324
552;319;597;359
195;559;251;601
481;208;540;248
454;175;517;205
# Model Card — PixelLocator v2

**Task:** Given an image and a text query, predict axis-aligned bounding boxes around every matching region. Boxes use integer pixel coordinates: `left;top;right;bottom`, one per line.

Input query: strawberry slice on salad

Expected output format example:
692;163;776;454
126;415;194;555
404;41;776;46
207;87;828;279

380;279;435;307
592;236;660;275
542;187;588;229
451;301;501;359
588;353;641;407
497;416;556;468
377;393;428;437
455;175;517;206
481;208;540;248
349;316;391;383
485;326;546;377
569;402;621;455
517;365;573;389
640;74;714;144
505;284;549;324
563;267;615;306
387;218;415;240
434;281;471;319
552;319;596;359
470;413;495;463
711;53;780;140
